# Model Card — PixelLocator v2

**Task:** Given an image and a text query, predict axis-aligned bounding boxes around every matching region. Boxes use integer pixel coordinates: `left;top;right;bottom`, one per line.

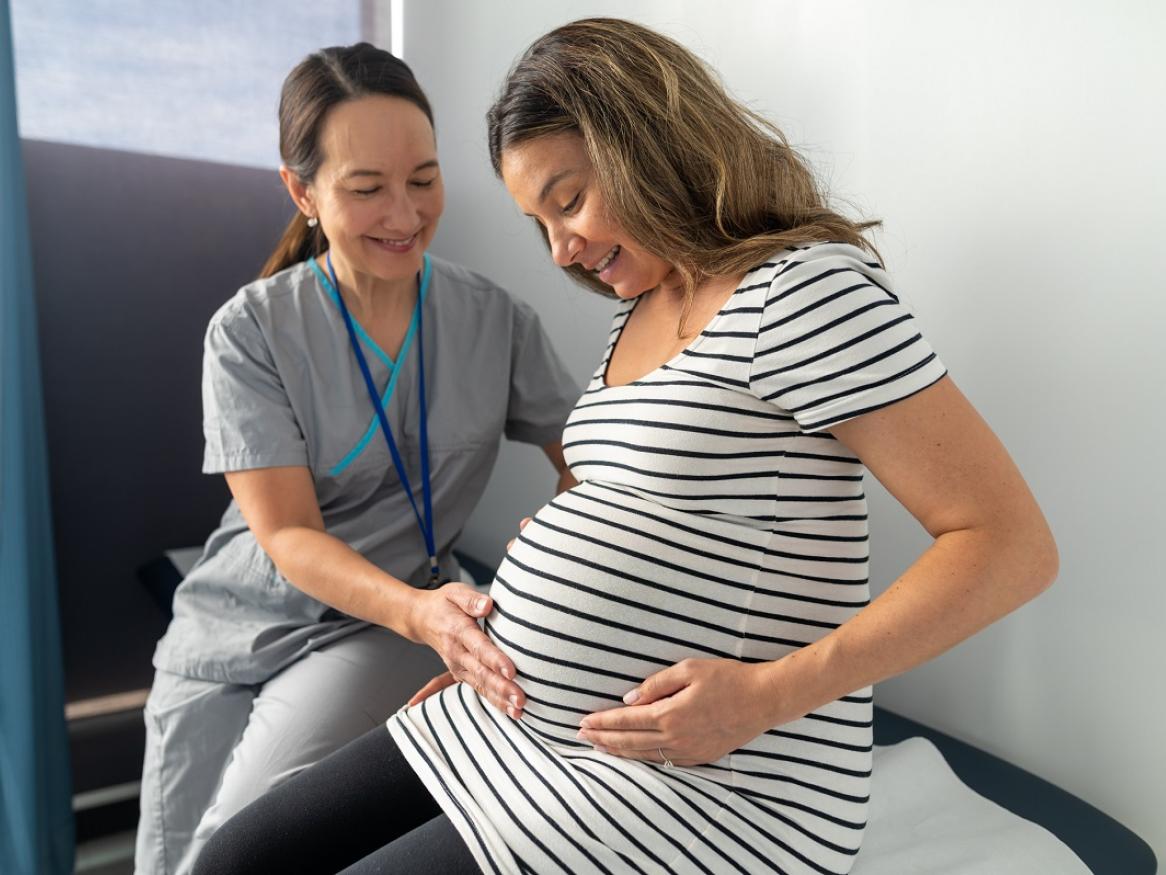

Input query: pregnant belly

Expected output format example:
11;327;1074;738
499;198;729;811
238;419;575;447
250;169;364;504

483;484;767;744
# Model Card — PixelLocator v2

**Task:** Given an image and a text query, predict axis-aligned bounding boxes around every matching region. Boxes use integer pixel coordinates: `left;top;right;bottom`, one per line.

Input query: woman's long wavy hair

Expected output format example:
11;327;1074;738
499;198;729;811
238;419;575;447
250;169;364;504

487;18;879;309
260;43;433;279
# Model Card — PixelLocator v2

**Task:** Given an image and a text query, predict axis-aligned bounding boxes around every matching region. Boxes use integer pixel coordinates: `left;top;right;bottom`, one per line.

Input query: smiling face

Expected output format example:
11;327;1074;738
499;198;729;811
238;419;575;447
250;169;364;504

500;132;673;300
284;94;444;288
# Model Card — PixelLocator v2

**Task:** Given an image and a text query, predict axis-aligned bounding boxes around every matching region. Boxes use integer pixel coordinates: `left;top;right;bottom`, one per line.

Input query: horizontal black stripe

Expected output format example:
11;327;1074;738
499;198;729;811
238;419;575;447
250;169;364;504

764;728;873;754
577;482;864;503
753;313;913;383
574;393;792;421
678;347;753;364
765;331;922;403
756;297;899;361
495;570;737;659
803;370;947;430
658;364;751;388
491;598;675;669
576;486;869;557
788;351;938;415
504;548;812;647
760;278;879;335
551;496;868;568
487;620;645;685
564;438;789;461
570;457;783;484
784;449;861;465
569;416;797;439
804;711;874;728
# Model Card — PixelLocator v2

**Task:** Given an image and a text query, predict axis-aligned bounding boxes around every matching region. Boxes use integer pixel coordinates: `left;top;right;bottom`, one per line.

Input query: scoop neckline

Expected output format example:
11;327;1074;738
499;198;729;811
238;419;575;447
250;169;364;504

599;277;745;390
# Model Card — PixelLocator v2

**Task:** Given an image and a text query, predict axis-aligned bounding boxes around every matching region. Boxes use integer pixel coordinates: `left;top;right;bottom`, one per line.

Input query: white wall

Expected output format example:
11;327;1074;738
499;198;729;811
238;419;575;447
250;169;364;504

395;0;1166;858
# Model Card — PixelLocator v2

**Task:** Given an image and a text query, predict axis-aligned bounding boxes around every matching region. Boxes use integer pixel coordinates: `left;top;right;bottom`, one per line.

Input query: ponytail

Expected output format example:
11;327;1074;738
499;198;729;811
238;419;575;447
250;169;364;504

259;211;326;279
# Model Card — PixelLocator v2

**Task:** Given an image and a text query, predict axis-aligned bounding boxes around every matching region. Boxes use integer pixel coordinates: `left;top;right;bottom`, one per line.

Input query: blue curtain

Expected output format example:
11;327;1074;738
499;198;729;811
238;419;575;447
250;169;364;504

0;0;75;872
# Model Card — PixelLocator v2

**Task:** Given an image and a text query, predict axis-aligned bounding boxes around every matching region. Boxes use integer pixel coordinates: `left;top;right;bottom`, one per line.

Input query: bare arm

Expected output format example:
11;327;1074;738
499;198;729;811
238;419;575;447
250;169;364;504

224;466;526;716
543;440;578;493
757;375;1058;717
579;377;1059;762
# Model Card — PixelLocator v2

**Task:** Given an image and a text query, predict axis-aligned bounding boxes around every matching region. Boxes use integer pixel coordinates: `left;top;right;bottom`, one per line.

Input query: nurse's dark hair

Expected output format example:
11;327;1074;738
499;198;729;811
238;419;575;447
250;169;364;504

260;43;433;279
486;18;879;305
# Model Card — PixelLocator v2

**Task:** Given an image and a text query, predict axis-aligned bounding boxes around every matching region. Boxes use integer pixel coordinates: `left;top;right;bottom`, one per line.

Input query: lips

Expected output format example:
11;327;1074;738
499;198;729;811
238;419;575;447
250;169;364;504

595;245;621;281
366;233;419;253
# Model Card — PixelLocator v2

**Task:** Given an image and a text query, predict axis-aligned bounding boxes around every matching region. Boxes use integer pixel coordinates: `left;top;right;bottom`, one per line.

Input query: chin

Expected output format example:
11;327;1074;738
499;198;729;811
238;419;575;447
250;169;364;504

611;279;655;300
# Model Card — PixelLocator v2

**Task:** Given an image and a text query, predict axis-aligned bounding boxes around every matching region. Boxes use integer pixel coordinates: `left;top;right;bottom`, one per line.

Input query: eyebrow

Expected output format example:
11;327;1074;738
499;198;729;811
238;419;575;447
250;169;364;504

342;159;439;180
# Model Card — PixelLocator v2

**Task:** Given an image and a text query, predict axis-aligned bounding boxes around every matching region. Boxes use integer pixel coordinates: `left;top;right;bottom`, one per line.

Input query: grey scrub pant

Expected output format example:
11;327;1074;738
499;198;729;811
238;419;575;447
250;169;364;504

133;626;446;875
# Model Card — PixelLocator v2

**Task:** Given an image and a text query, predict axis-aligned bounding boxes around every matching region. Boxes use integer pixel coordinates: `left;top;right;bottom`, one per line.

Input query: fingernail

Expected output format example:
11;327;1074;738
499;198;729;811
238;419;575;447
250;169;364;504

623;689;641;705
575;730;587;740
593;745;609;754
474;597;488;612
508;694;519;707
507;706;520;719
501;666;513;680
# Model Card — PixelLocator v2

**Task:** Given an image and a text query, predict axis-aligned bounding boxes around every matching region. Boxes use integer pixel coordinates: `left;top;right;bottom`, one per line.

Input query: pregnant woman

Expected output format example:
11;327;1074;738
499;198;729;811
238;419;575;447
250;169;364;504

195;18;1058;875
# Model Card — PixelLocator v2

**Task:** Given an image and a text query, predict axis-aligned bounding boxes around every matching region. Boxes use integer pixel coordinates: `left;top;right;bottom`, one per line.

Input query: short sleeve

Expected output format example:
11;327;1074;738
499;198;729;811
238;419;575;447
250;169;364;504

201;302;309;473
504;301;582;445
749;244;947;432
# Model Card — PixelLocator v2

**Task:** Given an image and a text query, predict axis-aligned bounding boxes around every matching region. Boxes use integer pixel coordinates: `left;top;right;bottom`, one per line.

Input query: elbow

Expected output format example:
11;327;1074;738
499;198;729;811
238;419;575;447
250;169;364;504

1016;518;1059;602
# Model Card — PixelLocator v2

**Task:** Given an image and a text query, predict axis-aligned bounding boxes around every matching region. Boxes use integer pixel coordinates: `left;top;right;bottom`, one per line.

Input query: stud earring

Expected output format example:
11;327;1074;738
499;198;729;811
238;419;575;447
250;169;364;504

306;216;319;228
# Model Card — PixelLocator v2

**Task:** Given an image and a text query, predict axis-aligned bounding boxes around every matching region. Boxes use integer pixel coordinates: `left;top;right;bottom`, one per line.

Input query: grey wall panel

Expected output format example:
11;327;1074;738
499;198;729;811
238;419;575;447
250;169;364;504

23;139;292;701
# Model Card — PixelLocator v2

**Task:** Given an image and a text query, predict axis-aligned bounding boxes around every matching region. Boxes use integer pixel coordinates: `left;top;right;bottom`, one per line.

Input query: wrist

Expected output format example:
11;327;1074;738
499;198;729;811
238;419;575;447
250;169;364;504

755;638;841;727
378;578;425;642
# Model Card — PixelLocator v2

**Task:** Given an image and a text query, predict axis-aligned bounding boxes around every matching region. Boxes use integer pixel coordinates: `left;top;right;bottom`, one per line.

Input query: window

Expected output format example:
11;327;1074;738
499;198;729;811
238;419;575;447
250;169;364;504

10;0;385;168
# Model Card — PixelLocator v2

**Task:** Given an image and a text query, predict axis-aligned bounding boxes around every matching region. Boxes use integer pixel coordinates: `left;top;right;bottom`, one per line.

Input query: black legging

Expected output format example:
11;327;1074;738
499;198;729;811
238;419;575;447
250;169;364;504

192;726;480;874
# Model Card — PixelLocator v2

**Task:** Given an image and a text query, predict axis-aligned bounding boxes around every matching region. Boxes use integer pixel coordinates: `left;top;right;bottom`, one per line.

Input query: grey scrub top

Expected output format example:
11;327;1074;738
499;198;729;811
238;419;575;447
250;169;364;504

153;254;581;685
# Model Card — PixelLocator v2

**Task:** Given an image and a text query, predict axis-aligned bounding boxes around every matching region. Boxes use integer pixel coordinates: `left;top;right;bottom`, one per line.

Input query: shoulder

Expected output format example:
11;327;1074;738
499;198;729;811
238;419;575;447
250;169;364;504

205;261;317;352
207;261;316;335
760;241;895;303
427;253;537;322
428;254;510;300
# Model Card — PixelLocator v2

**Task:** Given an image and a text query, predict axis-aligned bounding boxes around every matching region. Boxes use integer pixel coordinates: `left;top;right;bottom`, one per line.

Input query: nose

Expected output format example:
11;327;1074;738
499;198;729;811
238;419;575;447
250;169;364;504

548;224;584;268
380;186;422;233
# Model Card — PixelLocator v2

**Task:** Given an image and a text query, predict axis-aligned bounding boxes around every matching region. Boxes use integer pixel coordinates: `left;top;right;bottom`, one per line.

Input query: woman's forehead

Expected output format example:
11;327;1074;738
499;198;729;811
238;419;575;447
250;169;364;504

317;95;436;176
500;133;588;202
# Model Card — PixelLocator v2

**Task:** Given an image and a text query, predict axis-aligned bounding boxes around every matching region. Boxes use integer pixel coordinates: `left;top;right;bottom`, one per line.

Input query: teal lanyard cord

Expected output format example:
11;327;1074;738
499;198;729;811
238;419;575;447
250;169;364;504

327;253;443;586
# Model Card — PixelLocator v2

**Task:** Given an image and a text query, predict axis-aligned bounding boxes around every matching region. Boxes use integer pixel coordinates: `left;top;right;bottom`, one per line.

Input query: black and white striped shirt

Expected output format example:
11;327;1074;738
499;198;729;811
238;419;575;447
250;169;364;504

390;242;947;874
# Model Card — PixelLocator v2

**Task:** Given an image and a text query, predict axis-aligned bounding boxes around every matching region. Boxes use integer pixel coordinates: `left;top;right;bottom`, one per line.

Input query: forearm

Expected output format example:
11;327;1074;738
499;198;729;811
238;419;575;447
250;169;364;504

264;526;420;640
555;466;579;493
759;523;1058;723
543;440;578;493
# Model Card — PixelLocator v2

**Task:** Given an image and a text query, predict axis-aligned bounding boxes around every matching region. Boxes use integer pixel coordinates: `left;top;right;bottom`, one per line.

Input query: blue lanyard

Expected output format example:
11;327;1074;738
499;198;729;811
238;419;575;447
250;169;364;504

327;253;443;587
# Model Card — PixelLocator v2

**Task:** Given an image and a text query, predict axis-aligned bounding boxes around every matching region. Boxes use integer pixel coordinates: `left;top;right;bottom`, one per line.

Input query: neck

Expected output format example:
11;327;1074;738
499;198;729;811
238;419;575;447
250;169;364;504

324;253;417;320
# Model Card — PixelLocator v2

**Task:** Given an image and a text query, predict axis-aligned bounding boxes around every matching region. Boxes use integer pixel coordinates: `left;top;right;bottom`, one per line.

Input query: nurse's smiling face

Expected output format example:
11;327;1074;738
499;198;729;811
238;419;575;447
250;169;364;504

285;94;444;289
500;132;672;300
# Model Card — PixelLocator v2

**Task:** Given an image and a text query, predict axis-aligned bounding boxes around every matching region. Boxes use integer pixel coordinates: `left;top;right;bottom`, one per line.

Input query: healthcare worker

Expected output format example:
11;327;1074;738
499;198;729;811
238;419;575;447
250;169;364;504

133;43;580;875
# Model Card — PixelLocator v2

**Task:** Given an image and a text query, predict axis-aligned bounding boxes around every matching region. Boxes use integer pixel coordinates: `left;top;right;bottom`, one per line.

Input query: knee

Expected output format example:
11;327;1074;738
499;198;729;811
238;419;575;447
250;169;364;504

189;815;260;875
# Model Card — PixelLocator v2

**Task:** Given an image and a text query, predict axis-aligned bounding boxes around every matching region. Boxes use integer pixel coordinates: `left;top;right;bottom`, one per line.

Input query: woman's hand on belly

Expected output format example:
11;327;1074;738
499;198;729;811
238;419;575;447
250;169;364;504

575;658;782;767
406;584;526;719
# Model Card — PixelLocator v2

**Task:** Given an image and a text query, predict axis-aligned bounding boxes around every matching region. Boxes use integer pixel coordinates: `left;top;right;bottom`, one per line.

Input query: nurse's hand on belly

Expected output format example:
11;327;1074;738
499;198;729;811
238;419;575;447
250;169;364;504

406;584;526;720
576;657;794;768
